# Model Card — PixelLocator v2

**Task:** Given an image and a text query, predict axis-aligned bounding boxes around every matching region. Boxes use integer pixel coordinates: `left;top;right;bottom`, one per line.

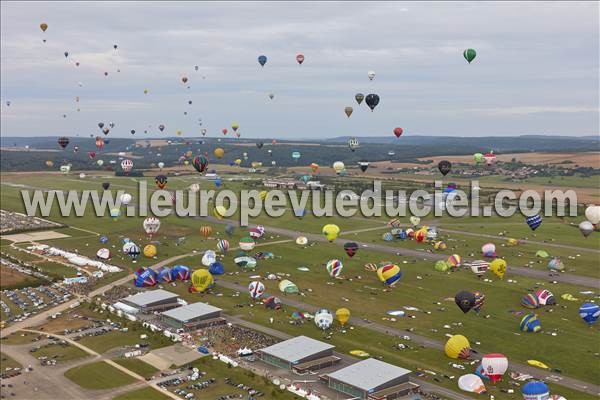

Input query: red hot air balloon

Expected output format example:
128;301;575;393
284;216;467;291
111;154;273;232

296;54;305;65
87;151;96;160
222;128;228;135
393;127;403;138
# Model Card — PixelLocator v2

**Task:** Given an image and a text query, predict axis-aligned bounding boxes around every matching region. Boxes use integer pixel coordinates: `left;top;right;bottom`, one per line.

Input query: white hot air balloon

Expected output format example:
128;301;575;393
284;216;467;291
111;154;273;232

248;281;265;299
481;354;508;383
96;248;111;260
158;161;165;169
121;159;133;173
120;193;132;205
314;309;333;330
202;250;217;267
579;221;595;237
143;217;161;236
367;70;376;81
585;205;600;225
458;374;486;394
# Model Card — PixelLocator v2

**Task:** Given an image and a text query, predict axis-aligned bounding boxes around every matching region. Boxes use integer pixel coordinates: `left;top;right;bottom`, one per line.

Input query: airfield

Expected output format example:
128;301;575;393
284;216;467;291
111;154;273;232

0;168;598;400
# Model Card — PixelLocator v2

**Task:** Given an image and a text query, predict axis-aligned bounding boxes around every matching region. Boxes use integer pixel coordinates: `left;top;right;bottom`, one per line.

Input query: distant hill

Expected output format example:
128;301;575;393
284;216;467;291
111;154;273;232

1;135;599;172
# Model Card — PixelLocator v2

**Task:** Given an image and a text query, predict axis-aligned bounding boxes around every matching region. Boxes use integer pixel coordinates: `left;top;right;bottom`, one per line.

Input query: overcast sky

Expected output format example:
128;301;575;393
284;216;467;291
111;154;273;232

1;1;598;138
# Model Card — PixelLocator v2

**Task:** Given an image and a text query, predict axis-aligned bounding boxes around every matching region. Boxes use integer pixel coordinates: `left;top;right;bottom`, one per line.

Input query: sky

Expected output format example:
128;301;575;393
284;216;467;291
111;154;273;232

1;1;598;138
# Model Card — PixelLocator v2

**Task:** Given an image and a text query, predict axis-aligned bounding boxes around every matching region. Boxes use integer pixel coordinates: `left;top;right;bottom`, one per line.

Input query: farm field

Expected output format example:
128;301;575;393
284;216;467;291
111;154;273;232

64;361;136;389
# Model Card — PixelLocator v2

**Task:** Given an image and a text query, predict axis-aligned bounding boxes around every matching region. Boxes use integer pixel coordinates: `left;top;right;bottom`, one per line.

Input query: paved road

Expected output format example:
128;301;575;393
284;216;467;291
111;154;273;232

204;216;600;289
217;280;600;397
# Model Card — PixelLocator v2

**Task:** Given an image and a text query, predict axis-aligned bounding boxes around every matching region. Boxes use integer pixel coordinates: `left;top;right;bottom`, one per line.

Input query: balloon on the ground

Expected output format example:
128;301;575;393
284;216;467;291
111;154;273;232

521;293;540;309
248;281;265;299
489;258;507;279
547;256;564;271
535;289;555;306
239;236;256;251
470;260;489;276
579;302;600;325
455;290;476;313
520;313;541;332
314;309;333;329
458;374;486;394
172;265;190;280
208;262;224;275
201;250;217;267
445;335;471;359
143;244;157;258
481;243;496;257
480;353;508;383
579;221;594;237
134;267;157;287
279;279;298;294
326;259;343;278
377;264;402;286
335;308;350;326
217;239;229;253
190;269;214;293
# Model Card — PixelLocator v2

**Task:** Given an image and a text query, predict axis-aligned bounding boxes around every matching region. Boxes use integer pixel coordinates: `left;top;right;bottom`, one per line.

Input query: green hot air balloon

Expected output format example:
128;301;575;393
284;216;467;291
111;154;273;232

463;48;477;64
473;153;484;164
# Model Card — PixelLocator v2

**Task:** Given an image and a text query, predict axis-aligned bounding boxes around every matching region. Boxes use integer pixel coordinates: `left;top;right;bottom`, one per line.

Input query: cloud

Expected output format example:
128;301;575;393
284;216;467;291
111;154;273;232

0;1;598;137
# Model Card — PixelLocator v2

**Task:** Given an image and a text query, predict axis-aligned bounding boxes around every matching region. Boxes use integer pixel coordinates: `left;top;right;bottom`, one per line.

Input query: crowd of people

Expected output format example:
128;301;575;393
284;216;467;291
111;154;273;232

0;210;62;234
195;324;277;357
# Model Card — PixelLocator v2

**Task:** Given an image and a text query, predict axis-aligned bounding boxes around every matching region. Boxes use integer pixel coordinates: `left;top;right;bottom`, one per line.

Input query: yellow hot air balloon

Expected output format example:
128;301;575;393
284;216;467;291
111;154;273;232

410;216;421;226
214;205;227;220
335;308;351;326
260;190;268;200
444;335;471;359
143;244;157;258
45;160;54;167
251;161;262;168
234;159;242;166
214;148;225;158
231;122;239;131
322;224;340;242
333;161;345;174
507;238;519;246
186;150;193;158
143;89;149;95
489;258;507;279
176;129;182;136
184;160;190;166
190;269;214;293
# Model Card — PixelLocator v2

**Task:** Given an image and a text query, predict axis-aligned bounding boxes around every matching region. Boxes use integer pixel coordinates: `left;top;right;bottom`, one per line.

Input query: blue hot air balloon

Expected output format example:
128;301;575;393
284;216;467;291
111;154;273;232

521;381;549;400
134;267;157;287
99;236;109;244
520;313;541;332
526;214;542;231
157;267;173;283
225;224;235;237
172;265;191;281
474;363;489;381
258;55;267;67
580;302;600;326
209;261;225;275
214;178;222;188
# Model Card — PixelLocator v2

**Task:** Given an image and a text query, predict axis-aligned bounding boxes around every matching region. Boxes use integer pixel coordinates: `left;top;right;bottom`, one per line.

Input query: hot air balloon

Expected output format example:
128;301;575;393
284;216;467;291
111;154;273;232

134;267;157;287
239;236;256;251
393;127;403;138
95;136;104;150
526;214;542;231
445;335;471;359
535;289;555;306
279;279;298;294
199;226;212;238
343;242;358;257
96;248;110;260
326;259;343;278
247;281;266;299
434;260;450;272
58;137;69;149
489;258;506;279
190;269;214;293
258;55;267;66
481;243;496;258
455;290;476;313
521;381;549;400
377;264;402;286
463;48;477;64
470;260;489;277
585;205;600;225
438;160;452;176
310;163;319;173
292;151;301;161
192;155;208;173
143;217;160;237
157;162;165;169
355;93;364;105
208;261;224;275
256;141;264;149
40;23;48;32
579;221;595;237
336;308;350;326
214;205;228;220
520;314;541;332
264;296;281;310
458;374;486;394
109;207;120;219
473;291;486;314
201;250;217;267
344;107;353;118
120;193;132;205
296;53;305;65
332;161;345;175
434;241;447;250
314;309;333;329
409;216;420;227
367;70;375;81
268;93;274;100
480;354;508;383
217;239;229;253
155;174;168;190
547;256;564;272
521;293;540;309
157;267;173;283
447;254;462;268
348;138;359;151
484;151;496;165
579;302;600;325
181;76;188;84
322;224;340;242
44;160;54;168
234;255;257;269
143;244;157;258
473;153;484;164
172;265;191;281
357;161;370;172
365;94;379;111
121;159;133;173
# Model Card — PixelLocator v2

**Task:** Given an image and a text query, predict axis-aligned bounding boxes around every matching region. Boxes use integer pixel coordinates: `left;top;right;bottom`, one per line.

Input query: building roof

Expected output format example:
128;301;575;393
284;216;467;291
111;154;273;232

327;358;411;392
122;289;179;307
260;336;334;364
161;302;221;322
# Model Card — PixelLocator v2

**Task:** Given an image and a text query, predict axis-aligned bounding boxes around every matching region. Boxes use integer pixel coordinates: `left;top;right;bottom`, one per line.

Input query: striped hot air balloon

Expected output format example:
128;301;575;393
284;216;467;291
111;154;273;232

521;293;540;309
580;302;600;326
217;239;229;253
326;259;343;278
199;226;212;238
364;263;377;272
526;214;542;230
520;313;541;332
547;257;564;271
535;289;555;306
473;291;486;314
447;254;462;268
382;232;394;241
434;241;447;250
377;264;402;286
134;267;157;287
470;260;489;277
434;260;450;272
234;255;257;269
388;219;402;228
172;265;190;281
480;354;508;383
157;267;173;283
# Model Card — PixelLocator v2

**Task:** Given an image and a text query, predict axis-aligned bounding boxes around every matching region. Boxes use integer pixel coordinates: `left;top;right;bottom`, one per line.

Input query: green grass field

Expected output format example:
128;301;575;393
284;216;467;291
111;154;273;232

64;361;136;389
112;387;170;400
1;172;598;400
31;342;89;363
78;330;172;354
113;358;159;380
0;352;21;370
